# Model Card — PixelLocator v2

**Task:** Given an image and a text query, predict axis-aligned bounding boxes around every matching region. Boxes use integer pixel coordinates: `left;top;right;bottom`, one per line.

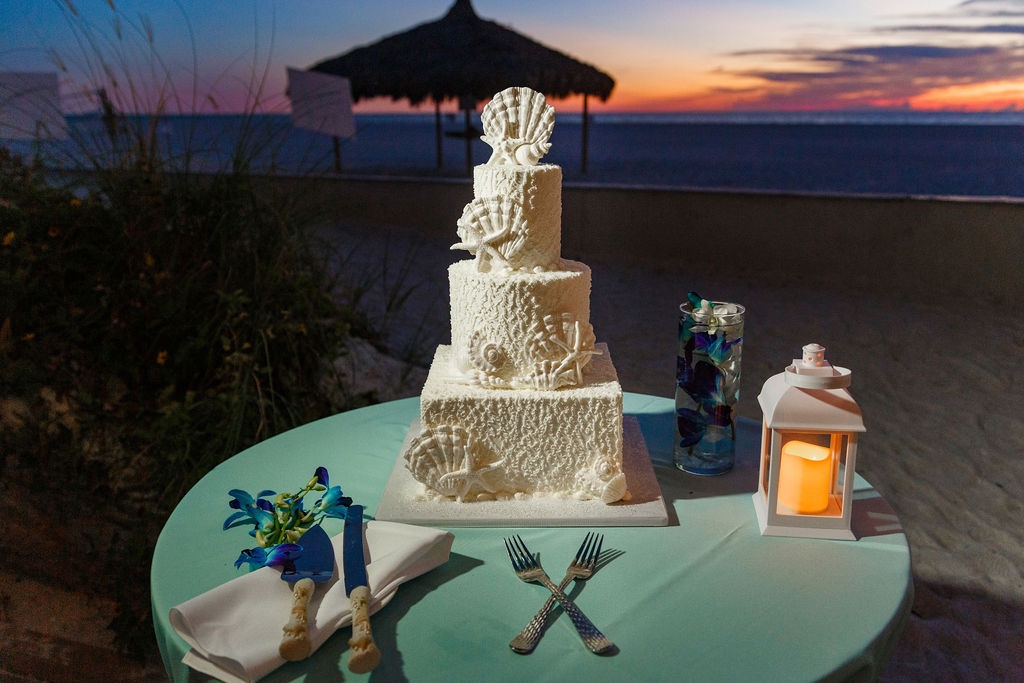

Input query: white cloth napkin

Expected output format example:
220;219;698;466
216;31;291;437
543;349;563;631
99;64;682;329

169;520;454;683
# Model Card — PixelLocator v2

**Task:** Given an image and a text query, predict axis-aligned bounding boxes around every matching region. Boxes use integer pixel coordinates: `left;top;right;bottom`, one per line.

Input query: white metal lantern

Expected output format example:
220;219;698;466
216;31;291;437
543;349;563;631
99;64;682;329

752;343;865;540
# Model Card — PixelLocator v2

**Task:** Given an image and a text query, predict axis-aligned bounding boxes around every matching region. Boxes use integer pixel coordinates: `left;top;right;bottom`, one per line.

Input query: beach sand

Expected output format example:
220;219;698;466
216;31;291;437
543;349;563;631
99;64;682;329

327;219;1024;681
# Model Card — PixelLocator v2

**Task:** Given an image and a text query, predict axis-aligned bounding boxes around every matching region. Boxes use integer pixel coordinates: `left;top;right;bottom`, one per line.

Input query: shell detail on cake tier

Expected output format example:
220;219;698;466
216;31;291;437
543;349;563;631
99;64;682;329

481;86;555;166
453;309;599;391
463;330;514;388
404;424;508;501
522;359;576;391
575;452;630;504
451;196;528;272
467;329;510;375
526;313;600;387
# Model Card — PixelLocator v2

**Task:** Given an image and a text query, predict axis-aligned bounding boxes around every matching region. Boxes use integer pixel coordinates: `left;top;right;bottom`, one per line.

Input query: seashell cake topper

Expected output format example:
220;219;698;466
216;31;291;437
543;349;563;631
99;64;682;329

481;87;555;166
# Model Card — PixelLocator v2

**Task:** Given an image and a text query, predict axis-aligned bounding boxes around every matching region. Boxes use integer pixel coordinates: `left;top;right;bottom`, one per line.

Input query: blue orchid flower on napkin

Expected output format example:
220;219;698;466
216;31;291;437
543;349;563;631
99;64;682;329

224;466;352;569
224;489;277;537
233;543;302;570
309;468;352;519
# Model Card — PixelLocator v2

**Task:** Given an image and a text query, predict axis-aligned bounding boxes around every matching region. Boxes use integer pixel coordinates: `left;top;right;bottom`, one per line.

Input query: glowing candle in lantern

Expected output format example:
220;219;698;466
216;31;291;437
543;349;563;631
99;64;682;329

778;440;832;514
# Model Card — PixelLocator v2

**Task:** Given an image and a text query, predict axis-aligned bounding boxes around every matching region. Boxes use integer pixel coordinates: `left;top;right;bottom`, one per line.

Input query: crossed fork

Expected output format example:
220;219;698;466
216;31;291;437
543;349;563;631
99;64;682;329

503;533;613;654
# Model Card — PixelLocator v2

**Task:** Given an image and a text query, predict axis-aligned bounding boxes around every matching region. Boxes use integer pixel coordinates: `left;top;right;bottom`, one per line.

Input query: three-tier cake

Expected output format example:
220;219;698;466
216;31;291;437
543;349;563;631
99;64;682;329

398;87;629;505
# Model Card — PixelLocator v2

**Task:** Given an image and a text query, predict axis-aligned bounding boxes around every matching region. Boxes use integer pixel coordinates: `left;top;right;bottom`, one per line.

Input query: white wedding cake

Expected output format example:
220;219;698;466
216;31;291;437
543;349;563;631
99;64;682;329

400;87;629;505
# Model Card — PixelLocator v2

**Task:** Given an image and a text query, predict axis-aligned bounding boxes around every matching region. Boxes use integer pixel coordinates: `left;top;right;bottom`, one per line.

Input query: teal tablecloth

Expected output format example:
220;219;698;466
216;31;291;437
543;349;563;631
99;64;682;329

151;393;911;682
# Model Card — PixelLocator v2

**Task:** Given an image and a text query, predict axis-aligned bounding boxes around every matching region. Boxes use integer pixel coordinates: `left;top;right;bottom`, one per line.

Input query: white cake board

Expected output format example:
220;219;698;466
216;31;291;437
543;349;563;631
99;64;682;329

375;416;668;527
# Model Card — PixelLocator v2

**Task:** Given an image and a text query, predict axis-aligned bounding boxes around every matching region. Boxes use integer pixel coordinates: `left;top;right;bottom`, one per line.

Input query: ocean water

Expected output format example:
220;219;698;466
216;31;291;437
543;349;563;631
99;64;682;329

9;111;1024;198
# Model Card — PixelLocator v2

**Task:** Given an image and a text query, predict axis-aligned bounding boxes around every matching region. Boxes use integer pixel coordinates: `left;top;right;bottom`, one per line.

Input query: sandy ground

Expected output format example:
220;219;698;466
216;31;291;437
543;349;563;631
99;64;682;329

327;219;1024;681
0;571;167;681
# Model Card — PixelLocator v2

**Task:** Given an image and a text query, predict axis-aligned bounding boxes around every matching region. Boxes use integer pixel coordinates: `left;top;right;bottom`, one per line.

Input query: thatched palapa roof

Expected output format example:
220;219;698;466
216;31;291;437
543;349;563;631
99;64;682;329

310;0;614;106
309;0;614;172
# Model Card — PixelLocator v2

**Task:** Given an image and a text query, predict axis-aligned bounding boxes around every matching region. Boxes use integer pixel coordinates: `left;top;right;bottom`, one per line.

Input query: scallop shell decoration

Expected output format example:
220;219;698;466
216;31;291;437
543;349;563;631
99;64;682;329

481;87;555;166
451;195;528;271
404;424;507;501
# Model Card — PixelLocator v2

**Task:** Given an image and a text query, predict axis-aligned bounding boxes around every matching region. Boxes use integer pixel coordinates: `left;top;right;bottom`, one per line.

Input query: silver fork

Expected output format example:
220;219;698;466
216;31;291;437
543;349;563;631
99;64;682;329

504;535;614;654
509;532;604;654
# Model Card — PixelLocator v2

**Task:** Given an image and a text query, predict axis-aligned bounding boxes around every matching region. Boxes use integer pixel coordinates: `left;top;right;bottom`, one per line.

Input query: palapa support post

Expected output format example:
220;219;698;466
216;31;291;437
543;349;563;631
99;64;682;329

581;93;589;175
464;107;472;174
434;101;443;169
462;100;475;176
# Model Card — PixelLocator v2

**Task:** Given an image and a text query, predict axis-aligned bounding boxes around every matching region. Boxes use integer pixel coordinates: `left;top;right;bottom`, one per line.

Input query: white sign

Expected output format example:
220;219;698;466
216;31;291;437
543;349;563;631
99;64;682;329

287;68;355;139
0;71;67;139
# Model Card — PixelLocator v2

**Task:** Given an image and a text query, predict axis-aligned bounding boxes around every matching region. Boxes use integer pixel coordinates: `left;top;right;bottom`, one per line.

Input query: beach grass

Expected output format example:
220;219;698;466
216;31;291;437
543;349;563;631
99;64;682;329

0;3;412;663
0;129;387;659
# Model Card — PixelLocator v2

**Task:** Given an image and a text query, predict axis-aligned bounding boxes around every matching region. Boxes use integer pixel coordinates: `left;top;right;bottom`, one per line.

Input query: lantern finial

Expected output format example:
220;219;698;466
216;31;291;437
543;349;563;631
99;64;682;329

801;343;826;368
785;342;851;389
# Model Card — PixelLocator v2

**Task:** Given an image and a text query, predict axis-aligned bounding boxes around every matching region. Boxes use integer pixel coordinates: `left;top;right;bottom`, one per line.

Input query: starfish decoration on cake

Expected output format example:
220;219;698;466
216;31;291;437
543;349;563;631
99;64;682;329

525;313;599;389
451;196;527;271
450;227;507;267
436;455;507;501
548;319;602;387
552;319;602;382
404;424;510;500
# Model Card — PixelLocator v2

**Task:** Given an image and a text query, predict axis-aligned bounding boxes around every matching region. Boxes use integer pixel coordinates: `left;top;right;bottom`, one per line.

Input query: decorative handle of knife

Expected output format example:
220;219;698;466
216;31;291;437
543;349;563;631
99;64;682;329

279;577;315;661
347;584;382;673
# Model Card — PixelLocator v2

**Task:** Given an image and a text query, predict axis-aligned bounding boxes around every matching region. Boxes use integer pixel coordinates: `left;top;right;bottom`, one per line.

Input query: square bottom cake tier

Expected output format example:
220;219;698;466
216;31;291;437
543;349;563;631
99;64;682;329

403;343;628;503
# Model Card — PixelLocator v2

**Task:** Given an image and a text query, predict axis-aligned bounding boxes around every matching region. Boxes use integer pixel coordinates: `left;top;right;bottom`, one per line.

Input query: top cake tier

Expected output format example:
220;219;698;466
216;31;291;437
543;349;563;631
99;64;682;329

456;163;562;273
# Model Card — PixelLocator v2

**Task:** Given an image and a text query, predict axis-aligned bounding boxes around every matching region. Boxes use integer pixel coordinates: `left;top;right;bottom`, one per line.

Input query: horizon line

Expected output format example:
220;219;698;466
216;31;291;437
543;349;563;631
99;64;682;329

61;106;1024;117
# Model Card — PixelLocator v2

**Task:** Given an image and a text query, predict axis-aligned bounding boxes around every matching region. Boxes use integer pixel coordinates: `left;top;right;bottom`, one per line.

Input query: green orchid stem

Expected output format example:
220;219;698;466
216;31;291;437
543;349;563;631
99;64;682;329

259;480;327;547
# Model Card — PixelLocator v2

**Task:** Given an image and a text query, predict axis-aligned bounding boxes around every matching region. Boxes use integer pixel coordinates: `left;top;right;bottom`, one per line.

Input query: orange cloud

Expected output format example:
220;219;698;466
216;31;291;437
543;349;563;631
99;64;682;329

908;79;1024;110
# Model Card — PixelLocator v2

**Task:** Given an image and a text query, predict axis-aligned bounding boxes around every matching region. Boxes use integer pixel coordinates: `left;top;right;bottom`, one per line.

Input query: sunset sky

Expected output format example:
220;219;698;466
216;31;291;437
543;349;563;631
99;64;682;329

4;0;1024;114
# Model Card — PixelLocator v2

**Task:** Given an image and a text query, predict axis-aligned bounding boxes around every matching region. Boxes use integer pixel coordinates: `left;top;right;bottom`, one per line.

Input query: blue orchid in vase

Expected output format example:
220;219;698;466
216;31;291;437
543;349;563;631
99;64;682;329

224;466;352;569
676;292;744;457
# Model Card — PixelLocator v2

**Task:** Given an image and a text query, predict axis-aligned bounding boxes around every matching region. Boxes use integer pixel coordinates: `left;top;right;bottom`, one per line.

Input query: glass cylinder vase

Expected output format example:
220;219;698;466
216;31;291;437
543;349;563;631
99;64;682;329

675;300;745;475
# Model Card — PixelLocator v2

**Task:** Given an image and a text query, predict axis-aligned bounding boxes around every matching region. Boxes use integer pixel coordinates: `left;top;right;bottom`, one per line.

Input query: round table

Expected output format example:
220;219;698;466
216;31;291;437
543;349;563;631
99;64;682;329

152;393;911;682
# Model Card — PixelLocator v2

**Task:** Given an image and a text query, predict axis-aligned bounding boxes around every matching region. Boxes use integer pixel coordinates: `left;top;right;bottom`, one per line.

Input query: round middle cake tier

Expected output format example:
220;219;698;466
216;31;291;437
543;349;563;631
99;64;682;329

448;258;596;390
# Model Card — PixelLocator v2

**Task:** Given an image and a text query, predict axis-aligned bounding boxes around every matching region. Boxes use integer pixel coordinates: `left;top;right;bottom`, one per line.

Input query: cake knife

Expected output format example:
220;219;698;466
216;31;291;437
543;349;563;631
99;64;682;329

278;524;335;661
344;504;382;673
